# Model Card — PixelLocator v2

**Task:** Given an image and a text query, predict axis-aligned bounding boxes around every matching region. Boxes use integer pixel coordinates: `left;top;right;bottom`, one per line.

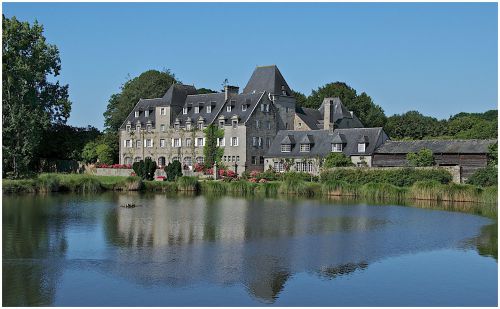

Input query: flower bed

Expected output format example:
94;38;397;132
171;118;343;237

96;164;132;169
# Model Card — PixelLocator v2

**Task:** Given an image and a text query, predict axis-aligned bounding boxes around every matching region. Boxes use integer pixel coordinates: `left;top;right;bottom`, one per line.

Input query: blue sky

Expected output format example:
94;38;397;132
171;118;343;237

3;2;498;130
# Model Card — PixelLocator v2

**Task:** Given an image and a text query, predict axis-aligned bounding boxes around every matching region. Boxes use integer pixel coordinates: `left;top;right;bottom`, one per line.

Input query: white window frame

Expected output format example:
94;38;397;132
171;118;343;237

232;120;238;128
206;105;212;113
136;140;142;148
146;139;153;148
242;105;247;111
126;125;131;132
145;110;149;117
358;143;366;153
186;123;192;131
227;105;232;112
194;106;199;114
160;124;165;132
231;137;239;147
174;138;181;148
300;144;311;152
281;144;291;153
217;137;225;147
135;111;140;118
332;143;343;152
186;138;192;147
160;139;165;147
183;107;188;114
146;124;152;132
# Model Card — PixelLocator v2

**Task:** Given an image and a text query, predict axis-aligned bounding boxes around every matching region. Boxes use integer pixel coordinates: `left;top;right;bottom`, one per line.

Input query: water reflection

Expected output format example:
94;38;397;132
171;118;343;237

2;193;496;305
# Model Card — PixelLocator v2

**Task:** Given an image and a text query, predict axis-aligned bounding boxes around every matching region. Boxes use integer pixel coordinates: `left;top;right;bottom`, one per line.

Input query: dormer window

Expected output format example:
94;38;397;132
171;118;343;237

332;143;343;152
241;105;247;111
206;105;211;113
136;123;141;131
232;119;238;128
160;108;166;115
174;123;180;130
358;143;366;153
186;122;192;131
300;144;311;152
135;111;140;118
219;120;225;128
227;105;232;112
145;110;150;117
126;124;131;132
194;106;199;114
198;121;204;130
281;85;286;95
281;144;291;152
183;107;188;114
260;104;269;112
146;124;152;132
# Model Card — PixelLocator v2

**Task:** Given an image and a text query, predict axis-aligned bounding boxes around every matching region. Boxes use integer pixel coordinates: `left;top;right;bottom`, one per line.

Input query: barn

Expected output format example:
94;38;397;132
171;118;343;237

372;139;497;182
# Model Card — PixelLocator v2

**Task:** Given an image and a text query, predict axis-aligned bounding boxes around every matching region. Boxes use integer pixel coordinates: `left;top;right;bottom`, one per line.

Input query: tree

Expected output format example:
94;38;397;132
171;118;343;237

203;124;224;167
384;111;443;140
291;90;307;108
81;141;98;164
95;144;113;165
165;160;183;181
306;82;387;127
406;148;434;167
488;143;497;166
466;166;497;187
197;88;217;94
323;153;354;168
3;15;71;177
103;70;177;132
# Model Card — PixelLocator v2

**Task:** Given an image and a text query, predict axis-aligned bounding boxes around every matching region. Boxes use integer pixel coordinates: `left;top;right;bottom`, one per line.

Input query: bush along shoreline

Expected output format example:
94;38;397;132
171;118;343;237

3;169;497;217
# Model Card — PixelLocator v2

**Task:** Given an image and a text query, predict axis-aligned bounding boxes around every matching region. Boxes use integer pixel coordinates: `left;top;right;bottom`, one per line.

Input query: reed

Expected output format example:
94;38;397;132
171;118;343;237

255;181;281;196
227;180;256;194
409;180;444;201
176;176;200;192
2;178;38;193
200;180;228;195
143;180;176;192
36;173;60;192
360;182;407;201
58;174;102;193
279;172;314;196
322;180;359;196
442;183;482;202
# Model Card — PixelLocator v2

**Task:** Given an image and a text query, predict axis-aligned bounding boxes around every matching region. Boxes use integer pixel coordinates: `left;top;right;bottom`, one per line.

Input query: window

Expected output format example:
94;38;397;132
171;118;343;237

285;123;288;129
267;121;271;130
237;156;240;162
286;107;289;113
125;140;132;148
126;125;131;132
295;161;314;173
134;156;141;162
217;137;225;147
160;139;165;147
197;137;204;147
174;123;180;130
136;140;142;148
196;156;204;164
232;156;236;162
223;156;227;162
160;124;165;132
194;106;199;114
274;161;284;172
172;156;180;163
358;143;366;153
136;124;141;131
252;156;257;165
281;144;291;152
183;107;188;114
135;111;139;118
158;157;166;166
198;122;203;130
242;105;247;111
227;105;232;112
184;157;192;166
146;139;153;147
258;137;263;148
173;138;181;147
256;120;260;128
146;124;152;132
206;105;212;113
186;123;192;131
332;143;343;152
231;137;238;147
145;110;150;117
252;137;257;147
298;122;302;128
219;120;225;128
185;138;192;147
232;120;238;128
300;144;311;152
160;108;166;115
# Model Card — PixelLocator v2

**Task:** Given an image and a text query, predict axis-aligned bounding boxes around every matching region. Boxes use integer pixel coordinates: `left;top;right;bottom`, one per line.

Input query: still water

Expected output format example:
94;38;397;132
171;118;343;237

3;193;498;306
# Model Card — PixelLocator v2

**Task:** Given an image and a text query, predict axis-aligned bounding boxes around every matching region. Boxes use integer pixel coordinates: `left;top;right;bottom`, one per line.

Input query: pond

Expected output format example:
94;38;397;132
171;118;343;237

3;193;497;306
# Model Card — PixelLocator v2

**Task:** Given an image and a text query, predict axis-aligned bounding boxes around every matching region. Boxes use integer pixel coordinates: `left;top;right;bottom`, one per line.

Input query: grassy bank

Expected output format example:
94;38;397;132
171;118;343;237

3;173;497;217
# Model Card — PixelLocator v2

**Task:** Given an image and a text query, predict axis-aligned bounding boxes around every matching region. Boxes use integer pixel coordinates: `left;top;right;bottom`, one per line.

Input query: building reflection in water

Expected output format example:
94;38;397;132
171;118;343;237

102;194;491;303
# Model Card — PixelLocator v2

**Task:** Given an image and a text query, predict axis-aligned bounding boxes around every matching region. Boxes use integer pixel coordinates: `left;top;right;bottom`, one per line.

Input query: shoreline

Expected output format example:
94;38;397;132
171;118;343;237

3;173;497;218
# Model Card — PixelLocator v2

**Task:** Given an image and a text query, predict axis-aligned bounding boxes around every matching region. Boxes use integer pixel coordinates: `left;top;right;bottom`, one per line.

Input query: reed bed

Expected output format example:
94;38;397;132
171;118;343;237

322;180;359;196
176;176;200;192
360;182;408;202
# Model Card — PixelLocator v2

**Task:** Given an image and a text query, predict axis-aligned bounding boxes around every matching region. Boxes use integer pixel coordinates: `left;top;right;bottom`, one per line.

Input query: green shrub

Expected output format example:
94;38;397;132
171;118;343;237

164;160;183;181
133;158;157;180
323;153;353;168
466;166;498;187
407;148;435;167
96;144;114;165
320;168;452;187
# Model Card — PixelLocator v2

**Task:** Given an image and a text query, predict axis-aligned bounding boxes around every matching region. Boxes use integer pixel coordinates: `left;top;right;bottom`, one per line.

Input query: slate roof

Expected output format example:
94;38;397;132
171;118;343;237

176;92;226;125
243;65;292;96
265;127;388;158
120;98;166;129
162;84;197;106
375;140;497;154
295;107;322;130
217;92;266;124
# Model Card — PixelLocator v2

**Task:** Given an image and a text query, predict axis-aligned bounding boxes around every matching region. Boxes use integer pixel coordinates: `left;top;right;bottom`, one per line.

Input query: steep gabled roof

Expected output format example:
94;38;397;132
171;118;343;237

266;127;388;158
119;98;166;129
162;84;197;106
295;107;322;130
176;92;226;125
243;65;292;96
319;97;364;128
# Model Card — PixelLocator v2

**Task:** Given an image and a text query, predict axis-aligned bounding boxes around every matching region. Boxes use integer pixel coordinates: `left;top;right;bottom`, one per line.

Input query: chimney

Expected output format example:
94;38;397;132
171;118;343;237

224;85;239;101
323;99;332;130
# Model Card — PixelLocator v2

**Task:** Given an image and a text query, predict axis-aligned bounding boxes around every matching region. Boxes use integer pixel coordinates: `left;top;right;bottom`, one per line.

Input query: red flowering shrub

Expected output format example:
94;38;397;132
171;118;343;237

225;170;237;178
96;163;131;169
205;168;214;175
218;169;226;177
156;176;167;181
194;163;205;172
250;170;259;178
249;178;258;183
